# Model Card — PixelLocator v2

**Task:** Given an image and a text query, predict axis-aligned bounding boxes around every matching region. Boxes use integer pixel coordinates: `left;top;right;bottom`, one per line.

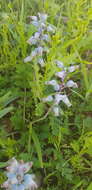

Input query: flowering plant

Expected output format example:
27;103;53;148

1;158;37;190
24;13;79;116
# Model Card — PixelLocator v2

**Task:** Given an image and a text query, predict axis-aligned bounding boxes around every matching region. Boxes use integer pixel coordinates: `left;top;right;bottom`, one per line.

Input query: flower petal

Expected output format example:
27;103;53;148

38;58;45;67
68;65;79;72
24;174;37;189
66;80;78;88
42;95;53;102
55;60;64;68
38;13;47;22
24;56;32;63
53;106;60;116
55;94;72;107
45;80;60;91
55;71;66;81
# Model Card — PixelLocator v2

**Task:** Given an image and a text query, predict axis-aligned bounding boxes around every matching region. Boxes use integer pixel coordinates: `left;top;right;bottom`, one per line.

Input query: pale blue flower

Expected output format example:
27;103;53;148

31;21;39;27
2;158;37;190
6;173;18;184
36;46;43;56
55;94;72;107
24;56;32;63
30;16;38;21
55;60;64;68
42;34;50;42
24;174;37;190
38;13;48;22
38;58;45;67
47;25;56;33
11;184;25;190
68;65;79;72
52;106;59;116
55;71;66;81
42;95;53;102
65;80;78;88
45;80;60;91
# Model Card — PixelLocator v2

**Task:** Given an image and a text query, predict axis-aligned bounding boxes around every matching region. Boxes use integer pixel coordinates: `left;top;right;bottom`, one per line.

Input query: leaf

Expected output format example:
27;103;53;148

0;92;19;108
32;129;43;168
0;107;13;118
87;183;92;190
73;180;84;190
0;162;8;168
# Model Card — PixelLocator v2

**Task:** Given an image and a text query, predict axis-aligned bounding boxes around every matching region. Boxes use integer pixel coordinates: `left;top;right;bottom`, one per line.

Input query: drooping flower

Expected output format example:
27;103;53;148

55;60;64;68
42;95;53;102
68;65;79;72
55;71;66;81
55;94;72;107
45;80;60;91
47;25;56;33
38;13;48;22
38;58;45;67
52;106;60;116
29;16;38;21
65;80;78;88
24;56;32;63
42;34;50;42
27;32;40;45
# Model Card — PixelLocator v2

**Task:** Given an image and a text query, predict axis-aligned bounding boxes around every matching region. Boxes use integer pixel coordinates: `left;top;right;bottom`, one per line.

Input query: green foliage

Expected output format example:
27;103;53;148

0;0;92;190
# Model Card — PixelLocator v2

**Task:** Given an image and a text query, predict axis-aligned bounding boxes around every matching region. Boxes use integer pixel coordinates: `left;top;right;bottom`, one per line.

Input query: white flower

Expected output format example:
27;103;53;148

42;34;50;42
55;94;62;105
38;13;48;22
68;65;79;72
27;36;37;45
47;25;55;33
18;162;33;174
31;21;39;27
38;58;45;67
31;49;38;58
30;16;38;21
24;56;32;63
53;106;59;116
34;32;40;39
36;46;43;56
27;32;40;45
45;80;60;91
55;94;72;107
55;60;64;68
55;71;66;81
42;95;53;102
65;80;78;88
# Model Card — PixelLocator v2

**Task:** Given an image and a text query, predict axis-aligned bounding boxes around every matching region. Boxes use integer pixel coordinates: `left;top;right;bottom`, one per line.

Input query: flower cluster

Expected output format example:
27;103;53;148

42;60;79;116
24;13;79;116
24;13;55;67
1;158;37;190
